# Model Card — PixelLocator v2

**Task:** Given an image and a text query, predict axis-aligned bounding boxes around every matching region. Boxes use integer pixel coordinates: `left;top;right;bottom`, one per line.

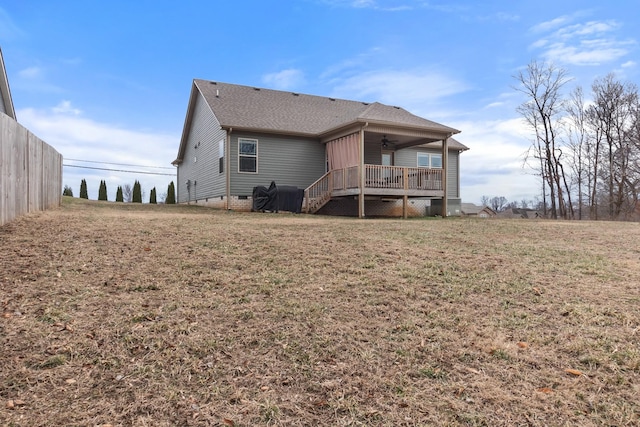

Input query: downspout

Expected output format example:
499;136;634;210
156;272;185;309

174;164;179;203
226;127;232;210
358;122;369;218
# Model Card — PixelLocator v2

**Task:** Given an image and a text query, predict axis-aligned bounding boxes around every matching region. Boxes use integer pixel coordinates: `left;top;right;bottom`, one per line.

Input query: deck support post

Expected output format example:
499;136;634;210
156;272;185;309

441;135;449;218
403;195;408;219
403;167;409;219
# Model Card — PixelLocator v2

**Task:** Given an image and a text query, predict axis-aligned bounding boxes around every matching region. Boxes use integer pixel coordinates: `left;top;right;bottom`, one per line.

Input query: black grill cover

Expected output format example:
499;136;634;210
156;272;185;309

252;181;304;214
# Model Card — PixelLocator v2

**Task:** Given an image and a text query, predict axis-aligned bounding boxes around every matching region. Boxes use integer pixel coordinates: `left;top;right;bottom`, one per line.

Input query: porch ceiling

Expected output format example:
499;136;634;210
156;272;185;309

365;130;442;150
364;130;469;151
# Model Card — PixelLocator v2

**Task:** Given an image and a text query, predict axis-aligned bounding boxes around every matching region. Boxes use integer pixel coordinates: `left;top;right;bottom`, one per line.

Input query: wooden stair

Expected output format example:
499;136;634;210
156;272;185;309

304;172;332;214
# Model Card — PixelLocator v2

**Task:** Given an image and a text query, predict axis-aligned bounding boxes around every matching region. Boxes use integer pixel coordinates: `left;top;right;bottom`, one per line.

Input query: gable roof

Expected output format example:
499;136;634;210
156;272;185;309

461;203;496;216
175;79;462;164
0;47;16;120
193;79;459;136
420;137;468;151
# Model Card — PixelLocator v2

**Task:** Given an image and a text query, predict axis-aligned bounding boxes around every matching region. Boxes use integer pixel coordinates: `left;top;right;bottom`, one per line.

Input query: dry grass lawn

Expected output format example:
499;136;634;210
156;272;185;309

1;197;639;426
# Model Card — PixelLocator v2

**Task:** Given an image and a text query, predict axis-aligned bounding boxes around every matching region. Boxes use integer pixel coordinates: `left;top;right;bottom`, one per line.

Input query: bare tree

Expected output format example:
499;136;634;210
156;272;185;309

490;196;508;212
589;74;639;219
122;184;133;203
515;60;572;219
565;86;589;219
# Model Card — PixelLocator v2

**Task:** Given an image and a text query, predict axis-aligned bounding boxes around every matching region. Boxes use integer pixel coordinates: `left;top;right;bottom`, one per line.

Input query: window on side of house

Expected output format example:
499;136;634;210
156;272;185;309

218;140;224;174
417;152;430;168
430;154;443;168
417;152;443;168
238;138;258;173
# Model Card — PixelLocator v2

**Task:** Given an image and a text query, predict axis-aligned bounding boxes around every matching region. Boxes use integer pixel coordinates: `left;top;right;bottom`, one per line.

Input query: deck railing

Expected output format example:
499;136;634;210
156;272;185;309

365;165;442;191
331;166;359;191
304;165;443;213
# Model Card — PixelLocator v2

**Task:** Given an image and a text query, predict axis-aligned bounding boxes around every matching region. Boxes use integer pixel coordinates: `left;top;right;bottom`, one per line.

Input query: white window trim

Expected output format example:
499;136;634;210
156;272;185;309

417;152;443;169
238;138;258;174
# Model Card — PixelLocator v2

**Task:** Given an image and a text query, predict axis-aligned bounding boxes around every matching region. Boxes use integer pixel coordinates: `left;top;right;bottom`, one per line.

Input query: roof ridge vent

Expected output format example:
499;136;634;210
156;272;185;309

209;81;217;85
253;87;261;91
329;98;336;101
292;93;299;96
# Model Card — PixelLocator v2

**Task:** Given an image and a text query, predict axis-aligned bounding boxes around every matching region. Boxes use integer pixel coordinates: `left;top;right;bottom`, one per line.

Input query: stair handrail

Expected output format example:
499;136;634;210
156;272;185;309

304;170;332;213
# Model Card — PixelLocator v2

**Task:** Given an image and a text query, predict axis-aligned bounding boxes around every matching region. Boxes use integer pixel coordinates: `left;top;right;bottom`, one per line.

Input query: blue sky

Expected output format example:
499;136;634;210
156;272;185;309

1;1;638;204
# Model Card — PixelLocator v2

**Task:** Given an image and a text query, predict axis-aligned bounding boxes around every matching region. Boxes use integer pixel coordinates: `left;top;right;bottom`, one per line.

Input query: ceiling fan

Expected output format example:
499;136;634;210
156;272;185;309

381;135;398;149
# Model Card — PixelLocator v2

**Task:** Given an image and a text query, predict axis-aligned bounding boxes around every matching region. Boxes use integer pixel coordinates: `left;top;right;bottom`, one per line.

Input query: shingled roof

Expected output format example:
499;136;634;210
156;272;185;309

193;79;460;137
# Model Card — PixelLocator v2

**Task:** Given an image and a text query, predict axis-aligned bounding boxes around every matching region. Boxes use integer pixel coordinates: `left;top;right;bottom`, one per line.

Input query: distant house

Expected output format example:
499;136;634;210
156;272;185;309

0;47;16;120
500;208;543;219
461;203;496;218
173;80;469;218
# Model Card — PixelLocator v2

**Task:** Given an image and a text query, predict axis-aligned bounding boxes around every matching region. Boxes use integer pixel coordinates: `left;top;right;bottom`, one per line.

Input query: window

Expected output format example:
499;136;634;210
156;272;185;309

218;140;224;173
238;138;258;173
417;152;442;168
417;152;430;168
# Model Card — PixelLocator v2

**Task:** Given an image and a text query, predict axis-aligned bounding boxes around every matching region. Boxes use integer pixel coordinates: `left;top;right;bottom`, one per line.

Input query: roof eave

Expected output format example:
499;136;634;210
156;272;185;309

220;125;319;139
175;81;201;164
355;117;460;135
0;47;17;121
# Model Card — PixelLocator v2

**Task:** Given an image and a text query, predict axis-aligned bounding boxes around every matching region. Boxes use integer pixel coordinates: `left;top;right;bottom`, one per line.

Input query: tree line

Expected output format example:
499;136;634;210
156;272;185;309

514;60;639;220
63;180;176;204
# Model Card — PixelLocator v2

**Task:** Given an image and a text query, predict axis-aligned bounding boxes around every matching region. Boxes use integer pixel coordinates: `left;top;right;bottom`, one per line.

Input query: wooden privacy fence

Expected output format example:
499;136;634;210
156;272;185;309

1;113;62;226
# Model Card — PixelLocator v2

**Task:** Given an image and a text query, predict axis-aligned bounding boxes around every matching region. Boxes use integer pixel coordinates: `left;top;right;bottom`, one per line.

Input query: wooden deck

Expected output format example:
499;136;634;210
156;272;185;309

304;165;444;214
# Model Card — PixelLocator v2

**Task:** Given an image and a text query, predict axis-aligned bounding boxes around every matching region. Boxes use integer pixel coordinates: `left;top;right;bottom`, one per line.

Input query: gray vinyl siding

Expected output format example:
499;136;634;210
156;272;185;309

394;146;460;198
447;150;460;199
230;132;326;195
0;89;6;115
177;92;227;203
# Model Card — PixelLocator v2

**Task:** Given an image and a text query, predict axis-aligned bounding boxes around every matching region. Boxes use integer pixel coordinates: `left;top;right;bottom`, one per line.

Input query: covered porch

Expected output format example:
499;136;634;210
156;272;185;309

304;123;455;218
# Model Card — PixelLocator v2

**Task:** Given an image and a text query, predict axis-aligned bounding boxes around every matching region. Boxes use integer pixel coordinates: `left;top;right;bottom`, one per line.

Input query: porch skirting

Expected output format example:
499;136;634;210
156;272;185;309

183;195;462;217
317;197;461;217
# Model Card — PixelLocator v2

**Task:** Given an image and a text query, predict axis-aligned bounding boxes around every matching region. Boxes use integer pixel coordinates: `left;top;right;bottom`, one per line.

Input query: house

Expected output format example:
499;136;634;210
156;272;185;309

172;80;469;218
0;47;16;120
461;203;496;218
500;208;543;219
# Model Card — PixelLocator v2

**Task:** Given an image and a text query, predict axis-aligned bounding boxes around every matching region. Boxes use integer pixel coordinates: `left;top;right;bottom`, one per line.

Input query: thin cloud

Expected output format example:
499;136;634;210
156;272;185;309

329;69;469;108
18;66;42;79
318;0;415;12
530;17;635;66
542;39;632;66
0;7;25;39
531;15;575;33
319;0;472;13
52;100;82;116
262;69;306;90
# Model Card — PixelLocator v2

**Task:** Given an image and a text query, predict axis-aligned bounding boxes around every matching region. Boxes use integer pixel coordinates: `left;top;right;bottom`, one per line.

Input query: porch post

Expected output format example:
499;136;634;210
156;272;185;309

441;135;449;217
403;168;408;219
358;127;365;218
